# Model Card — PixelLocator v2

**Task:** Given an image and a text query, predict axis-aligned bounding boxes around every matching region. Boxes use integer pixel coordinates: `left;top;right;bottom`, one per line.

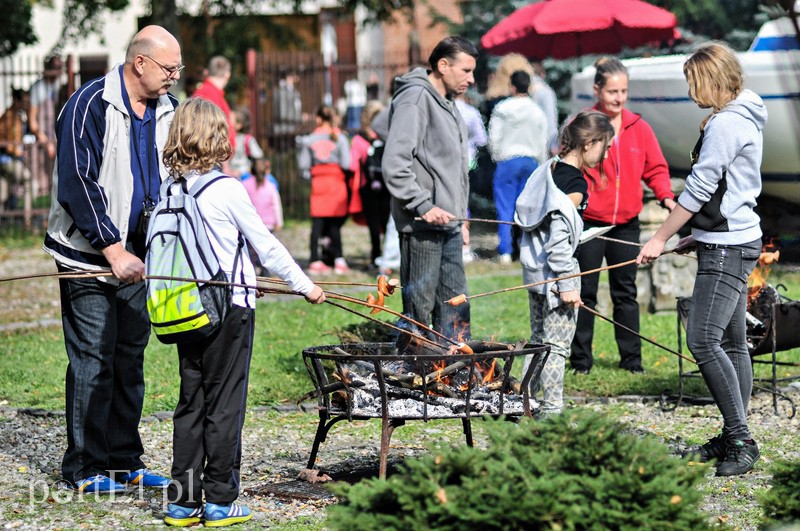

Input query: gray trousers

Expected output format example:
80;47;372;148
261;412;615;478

523;292;578;414
399;230;470;341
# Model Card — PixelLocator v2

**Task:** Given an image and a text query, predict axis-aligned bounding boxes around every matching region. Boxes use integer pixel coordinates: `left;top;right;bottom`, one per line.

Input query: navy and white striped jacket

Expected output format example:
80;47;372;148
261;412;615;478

43;65;178;270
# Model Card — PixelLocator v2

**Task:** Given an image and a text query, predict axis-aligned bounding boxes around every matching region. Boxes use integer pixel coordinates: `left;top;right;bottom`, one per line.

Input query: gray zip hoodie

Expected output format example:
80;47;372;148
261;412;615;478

515;159;583;309
382;67;469;233
679;89;767;245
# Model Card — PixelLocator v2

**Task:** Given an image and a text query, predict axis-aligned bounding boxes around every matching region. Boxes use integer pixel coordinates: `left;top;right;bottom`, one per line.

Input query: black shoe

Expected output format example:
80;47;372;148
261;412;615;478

683;434;726;462
623;366;645;374
572;368;590;375
716;439;760;477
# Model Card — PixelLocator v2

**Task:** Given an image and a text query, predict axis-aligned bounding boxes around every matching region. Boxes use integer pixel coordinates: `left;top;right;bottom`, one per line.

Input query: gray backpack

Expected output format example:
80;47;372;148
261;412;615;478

145;170;244;344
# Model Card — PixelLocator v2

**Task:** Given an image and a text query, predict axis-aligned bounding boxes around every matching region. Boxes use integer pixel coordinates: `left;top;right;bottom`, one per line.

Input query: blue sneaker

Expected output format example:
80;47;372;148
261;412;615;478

120;468;170;488
164;504;204;527
204;502;252;527
73;475;126;494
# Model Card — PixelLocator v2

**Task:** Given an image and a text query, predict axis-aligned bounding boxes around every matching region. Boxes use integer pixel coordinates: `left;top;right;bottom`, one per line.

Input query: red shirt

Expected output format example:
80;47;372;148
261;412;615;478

193;79;236;151
582;107;673;225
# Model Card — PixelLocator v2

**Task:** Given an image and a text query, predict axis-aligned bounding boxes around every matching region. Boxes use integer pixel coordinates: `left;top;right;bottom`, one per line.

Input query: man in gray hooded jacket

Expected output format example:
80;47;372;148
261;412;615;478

382;36;478;341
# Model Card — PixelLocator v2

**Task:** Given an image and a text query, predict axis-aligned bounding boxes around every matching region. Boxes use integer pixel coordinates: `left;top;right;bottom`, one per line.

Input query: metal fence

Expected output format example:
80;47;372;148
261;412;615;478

245;49;413;220
0;50;415;237
0;54;85;238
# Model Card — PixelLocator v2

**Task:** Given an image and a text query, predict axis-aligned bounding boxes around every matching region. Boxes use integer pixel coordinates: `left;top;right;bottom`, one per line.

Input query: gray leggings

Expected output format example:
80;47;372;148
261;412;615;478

523;292;578;414
686;240;760;441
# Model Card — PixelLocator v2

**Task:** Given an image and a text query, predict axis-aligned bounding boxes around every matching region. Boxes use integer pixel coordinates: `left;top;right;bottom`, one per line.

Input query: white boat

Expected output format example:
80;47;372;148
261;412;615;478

570;14;800;203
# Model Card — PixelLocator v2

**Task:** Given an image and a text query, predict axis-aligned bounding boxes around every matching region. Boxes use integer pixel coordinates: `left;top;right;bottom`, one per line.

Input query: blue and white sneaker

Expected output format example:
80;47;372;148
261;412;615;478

164;503;204;527
73;475;126;494
204;502;252;527
120;468;170;488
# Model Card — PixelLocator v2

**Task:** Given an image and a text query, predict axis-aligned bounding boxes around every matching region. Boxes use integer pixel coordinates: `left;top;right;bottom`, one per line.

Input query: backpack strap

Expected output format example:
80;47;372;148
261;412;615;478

189;170;230;198
188;170;252;305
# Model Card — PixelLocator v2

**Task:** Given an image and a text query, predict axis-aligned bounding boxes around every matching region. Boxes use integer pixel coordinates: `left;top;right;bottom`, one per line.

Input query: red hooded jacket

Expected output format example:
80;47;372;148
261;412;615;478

582;107;673;226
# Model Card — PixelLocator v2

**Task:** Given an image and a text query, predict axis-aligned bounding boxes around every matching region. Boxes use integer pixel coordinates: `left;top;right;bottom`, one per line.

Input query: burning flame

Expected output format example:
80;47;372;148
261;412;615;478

481;359;497;384
432;360;446;383
748;242;779;304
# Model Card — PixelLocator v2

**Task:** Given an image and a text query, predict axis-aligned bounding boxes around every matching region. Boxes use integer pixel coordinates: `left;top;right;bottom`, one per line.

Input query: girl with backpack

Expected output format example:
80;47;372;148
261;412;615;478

514;110;615;416
159;98;325;527
296;105;352;275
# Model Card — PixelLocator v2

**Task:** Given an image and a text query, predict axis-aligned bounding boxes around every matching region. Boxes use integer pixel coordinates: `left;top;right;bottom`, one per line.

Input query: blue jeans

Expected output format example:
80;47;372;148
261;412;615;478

686;240;761;441
494;157;538;256
58;268;149;484
400;230;470;341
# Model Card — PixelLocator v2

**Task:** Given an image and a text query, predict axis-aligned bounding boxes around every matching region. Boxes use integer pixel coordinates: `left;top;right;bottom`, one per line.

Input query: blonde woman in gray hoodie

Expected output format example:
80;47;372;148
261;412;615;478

638;42;767;477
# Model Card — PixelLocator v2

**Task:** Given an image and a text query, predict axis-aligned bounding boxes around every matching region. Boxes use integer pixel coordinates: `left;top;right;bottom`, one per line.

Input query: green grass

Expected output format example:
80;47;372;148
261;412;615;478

1;262;798;415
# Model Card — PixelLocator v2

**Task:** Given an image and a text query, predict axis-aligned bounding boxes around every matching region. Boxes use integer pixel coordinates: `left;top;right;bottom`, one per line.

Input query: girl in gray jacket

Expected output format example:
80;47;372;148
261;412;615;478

515;111;614;415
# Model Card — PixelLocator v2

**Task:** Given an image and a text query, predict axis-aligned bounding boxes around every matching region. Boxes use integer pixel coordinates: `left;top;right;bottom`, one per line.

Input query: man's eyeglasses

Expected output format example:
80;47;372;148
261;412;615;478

143;55;185;78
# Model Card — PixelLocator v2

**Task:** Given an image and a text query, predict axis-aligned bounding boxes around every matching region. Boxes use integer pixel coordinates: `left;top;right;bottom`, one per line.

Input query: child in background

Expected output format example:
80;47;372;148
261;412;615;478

242;156;283;232
160;98;325;527
514;110;614;416
230;106;265;181
296;105;351;275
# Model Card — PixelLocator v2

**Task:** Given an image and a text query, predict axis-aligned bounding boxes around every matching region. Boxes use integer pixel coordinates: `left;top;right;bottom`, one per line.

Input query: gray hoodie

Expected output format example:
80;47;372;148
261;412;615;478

382;67;469;233
679;89;767;245
515;159;583;309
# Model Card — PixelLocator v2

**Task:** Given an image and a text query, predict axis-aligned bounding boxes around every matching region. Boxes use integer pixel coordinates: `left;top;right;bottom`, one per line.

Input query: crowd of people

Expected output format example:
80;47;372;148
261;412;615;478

28;22;766;528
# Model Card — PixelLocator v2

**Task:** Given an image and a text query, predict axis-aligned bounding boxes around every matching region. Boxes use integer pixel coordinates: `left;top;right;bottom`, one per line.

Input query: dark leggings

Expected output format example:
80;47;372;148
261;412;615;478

360;188;391;263
309;216;346;262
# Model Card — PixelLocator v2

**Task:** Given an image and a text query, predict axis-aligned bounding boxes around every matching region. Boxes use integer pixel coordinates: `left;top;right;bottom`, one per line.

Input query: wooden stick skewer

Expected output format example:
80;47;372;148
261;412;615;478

415;217;653;248
446;248;678;306
257;275;401;290
446;258;636;306
578;303;696;364
322;289;466;349
0;268;462;352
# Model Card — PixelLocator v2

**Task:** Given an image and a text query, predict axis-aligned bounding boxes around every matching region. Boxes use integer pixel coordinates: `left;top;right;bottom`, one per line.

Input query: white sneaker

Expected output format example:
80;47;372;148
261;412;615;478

334;258;351;275
462;245;474;264
499;254;512;264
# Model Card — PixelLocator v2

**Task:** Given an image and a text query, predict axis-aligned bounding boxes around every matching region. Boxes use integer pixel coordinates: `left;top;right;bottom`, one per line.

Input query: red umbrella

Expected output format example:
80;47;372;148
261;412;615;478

481;0;679;59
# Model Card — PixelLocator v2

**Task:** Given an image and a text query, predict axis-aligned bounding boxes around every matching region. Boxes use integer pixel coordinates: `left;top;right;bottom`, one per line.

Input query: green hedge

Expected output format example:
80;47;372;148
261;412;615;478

760;459;800;528
327;410;710;530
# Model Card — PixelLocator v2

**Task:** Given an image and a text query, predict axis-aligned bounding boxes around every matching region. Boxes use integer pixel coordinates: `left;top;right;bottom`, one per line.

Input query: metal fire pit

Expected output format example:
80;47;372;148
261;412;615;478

661;290;800;418
302;341;550;478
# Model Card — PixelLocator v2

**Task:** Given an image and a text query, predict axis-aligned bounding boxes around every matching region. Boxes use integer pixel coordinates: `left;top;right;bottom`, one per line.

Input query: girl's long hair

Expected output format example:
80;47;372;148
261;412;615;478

163;98;232;178
683;42;743;131
558;110;615;187
316;105;339;142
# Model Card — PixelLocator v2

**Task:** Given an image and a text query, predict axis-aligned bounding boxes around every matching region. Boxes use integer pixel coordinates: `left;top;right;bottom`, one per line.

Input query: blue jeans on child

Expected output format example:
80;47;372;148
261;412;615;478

686;240;761;441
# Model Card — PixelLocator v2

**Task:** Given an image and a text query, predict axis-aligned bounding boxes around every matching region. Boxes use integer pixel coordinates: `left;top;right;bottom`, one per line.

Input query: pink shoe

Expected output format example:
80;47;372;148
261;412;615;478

334;259;351;275
308;261;332;275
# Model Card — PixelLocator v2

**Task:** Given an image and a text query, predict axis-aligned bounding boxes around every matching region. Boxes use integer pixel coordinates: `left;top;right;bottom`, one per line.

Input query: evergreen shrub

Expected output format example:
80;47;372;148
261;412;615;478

759;459;800;527
327;409;710;530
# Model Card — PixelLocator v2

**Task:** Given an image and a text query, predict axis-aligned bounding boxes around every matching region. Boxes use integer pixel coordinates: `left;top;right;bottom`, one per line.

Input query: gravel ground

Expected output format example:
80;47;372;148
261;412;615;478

0;387;798;529
2;225;800;528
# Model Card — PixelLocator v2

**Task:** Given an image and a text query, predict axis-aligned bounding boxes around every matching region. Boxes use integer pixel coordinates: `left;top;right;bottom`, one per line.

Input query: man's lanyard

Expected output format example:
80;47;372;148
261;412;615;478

131;111;156;209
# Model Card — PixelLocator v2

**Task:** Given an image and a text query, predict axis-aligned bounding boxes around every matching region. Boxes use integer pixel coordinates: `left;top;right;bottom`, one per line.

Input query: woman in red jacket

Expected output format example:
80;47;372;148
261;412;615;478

570;56;676;375
297;106;352;274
